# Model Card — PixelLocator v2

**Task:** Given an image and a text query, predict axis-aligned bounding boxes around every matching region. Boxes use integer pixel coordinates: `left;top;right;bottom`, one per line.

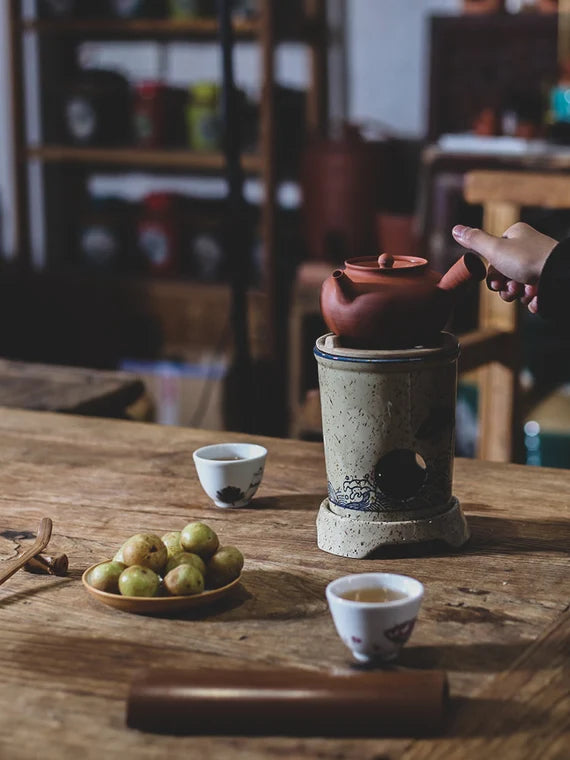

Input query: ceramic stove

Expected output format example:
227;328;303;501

314;332;470;558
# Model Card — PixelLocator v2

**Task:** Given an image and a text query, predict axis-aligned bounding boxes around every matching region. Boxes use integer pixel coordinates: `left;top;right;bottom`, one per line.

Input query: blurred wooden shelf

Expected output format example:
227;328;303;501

19;16;319;42
10;2;329;380
26;145;262;173
20;17;259;39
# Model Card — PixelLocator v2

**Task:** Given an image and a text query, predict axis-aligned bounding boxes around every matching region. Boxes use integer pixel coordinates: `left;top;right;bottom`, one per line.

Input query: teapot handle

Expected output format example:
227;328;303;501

437;252;486;292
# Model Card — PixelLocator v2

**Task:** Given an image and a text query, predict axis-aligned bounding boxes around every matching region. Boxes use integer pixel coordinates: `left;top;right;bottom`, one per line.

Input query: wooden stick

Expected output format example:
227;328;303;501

127;667;448;737
0;518;52;586
559;0;570;65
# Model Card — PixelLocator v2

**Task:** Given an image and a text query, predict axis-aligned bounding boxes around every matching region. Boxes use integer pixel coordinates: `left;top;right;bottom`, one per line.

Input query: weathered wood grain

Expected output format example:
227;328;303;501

401;608;570;760
0;407;568;759
0;360;144;418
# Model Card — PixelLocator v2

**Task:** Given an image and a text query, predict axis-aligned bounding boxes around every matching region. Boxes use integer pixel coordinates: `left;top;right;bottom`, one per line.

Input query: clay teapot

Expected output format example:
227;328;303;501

320;252;486;349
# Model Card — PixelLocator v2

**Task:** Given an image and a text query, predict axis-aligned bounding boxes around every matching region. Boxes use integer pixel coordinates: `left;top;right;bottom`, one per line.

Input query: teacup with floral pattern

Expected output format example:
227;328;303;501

193;443;267;508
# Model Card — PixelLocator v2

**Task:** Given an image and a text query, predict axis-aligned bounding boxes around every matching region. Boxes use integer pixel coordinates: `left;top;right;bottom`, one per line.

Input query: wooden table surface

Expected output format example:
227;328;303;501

0;408;568;760
0;359;145;418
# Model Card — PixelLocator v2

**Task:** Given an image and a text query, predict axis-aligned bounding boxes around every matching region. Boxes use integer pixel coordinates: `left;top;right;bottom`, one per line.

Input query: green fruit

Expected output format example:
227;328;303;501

165;551;206;577
206;546;244;589
180;522;219;560
118;565;160;597
164;564;205;596
88;561;126;594
113;544;126;564
161;531;182;558
122;533;167;574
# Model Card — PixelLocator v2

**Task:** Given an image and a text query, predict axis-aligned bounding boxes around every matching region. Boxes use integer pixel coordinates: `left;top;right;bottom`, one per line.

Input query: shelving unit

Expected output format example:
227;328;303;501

17;13;325;41
19;18;261;38
7;1;329;397
25;145;262;173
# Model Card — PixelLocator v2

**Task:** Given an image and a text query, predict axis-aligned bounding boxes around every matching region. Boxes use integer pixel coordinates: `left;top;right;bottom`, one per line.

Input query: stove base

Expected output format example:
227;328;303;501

316;497;470;559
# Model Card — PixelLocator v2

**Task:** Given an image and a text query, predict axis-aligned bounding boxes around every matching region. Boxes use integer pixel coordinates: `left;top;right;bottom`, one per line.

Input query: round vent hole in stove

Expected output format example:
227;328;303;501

374;449;427;499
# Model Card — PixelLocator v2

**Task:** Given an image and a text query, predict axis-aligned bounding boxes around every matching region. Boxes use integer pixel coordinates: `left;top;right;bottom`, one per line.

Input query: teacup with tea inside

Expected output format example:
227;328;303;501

339;586;408;603
193;443;267;508
326;572;424;662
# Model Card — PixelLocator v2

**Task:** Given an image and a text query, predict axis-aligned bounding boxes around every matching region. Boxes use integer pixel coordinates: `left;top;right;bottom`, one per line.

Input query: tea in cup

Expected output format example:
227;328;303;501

326;572;424;663
193;443;267;508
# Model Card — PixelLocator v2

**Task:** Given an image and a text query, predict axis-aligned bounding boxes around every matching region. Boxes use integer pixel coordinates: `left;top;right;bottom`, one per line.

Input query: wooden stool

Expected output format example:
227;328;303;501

462;170;570;462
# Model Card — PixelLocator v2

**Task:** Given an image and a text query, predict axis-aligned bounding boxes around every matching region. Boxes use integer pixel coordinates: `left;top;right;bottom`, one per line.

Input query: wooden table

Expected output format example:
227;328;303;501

0;359;145;419
0;408;567;759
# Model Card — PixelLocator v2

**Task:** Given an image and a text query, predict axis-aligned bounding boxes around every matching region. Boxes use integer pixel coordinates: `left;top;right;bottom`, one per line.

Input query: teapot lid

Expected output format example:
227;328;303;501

346;253;428;274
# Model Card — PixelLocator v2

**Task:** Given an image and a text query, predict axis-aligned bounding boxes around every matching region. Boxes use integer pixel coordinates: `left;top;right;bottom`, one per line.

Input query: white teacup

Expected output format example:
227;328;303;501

326;572;424;663
193;443;267;508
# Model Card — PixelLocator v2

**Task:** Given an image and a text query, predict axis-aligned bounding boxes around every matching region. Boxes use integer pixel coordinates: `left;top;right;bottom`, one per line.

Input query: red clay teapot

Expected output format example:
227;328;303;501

320;252;486;349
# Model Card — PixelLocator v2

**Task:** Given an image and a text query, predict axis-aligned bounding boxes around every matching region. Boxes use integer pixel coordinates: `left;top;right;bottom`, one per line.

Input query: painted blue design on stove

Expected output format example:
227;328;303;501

328;452;452;513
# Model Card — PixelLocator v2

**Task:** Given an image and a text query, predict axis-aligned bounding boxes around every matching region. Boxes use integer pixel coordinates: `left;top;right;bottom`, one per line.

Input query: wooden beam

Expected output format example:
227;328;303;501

7;0;29;266
26;145;262;173
476;200;522;463
304;0;328;136
558;0;570;63
465;171;570;209
259;0;277;360
458;328;514;375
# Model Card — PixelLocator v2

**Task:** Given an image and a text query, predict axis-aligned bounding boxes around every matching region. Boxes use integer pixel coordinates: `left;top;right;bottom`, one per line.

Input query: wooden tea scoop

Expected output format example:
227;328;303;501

127;667;448;737
0;518;53;586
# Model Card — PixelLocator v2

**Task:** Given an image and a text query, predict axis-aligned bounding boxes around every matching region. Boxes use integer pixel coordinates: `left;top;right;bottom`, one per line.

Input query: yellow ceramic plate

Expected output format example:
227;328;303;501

82;562;241;615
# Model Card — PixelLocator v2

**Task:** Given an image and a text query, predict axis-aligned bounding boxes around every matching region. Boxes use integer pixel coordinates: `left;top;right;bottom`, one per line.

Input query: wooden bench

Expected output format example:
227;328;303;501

0;359;147;420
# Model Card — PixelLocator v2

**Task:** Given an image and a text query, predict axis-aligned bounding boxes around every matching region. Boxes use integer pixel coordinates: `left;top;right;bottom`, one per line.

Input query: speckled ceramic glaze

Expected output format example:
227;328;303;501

314;332;470;557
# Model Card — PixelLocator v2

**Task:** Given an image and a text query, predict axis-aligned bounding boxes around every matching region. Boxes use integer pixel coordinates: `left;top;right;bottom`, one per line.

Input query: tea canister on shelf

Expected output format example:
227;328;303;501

133;81;167;149
137;194;180;277
63;70;130;146
186;82;221;152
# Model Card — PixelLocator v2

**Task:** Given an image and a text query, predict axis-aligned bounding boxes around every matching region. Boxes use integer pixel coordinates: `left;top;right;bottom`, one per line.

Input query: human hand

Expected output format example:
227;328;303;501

452;222;557;314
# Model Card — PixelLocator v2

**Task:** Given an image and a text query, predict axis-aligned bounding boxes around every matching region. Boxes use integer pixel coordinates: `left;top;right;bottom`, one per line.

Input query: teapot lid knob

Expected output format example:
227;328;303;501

378;253;395;269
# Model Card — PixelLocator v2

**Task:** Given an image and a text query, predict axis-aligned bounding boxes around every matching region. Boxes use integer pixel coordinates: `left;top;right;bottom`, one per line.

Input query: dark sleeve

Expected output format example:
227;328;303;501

537;238;570;330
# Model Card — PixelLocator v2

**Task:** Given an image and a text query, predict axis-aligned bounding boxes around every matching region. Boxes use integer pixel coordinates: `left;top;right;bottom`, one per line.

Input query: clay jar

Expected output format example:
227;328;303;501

301;126;377;261
320;252;486;349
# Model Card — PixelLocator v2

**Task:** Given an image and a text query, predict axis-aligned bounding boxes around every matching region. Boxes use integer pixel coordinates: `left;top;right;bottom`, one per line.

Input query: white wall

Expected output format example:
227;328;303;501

346;0;461;137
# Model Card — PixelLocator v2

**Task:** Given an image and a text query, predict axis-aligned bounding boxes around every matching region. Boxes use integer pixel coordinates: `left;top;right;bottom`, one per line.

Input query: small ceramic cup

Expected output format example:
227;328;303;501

326;572;424;663
193;442;267;508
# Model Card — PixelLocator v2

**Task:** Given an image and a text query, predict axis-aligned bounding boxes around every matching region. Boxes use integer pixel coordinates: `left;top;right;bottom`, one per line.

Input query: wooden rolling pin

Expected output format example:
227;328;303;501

127;667;448;737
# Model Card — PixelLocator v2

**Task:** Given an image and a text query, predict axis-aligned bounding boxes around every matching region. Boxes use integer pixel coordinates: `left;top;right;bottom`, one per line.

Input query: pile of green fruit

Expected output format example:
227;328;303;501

87;521;244;598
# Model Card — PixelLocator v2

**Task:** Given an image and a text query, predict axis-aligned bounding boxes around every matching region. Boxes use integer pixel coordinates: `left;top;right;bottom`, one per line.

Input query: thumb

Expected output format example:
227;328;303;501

452;225;500;261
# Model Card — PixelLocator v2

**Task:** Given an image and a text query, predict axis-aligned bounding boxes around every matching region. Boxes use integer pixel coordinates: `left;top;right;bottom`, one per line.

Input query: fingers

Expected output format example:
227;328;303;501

452;222;552;315
499;280;525;302
486;266;522;301
520;284;538;306
486;265;507;292
452;225;501;259
487;276;539;310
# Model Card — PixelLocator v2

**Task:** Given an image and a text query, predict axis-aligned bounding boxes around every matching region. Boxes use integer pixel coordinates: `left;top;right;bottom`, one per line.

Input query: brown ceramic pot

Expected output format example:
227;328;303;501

301;126;377;261
320;252;486;349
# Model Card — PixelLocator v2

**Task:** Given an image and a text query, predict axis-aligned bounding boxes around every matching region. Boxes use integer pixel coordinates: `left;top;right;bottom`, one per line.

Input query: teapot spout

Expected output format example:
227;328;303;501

332;269;356;303
437;252;486;296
